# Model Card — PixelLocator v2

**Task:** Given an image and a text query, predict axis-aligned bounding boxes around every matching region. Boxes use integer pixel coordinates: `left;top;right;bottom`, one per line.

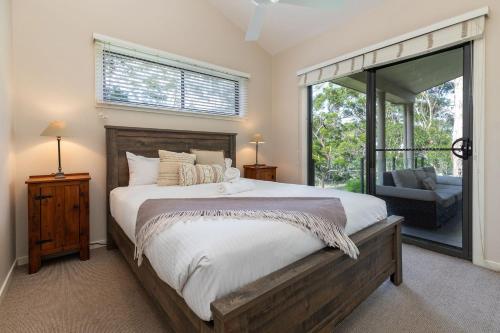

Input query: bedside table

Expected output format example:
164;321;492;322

243;165;277;182
26;173;91;274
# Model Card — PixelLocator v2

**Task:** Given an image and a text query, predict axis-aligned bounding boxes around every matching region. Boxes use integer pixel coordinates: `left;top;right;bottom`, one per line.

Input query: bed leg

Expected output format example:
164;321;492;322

107;232;117;250
390;222;403;286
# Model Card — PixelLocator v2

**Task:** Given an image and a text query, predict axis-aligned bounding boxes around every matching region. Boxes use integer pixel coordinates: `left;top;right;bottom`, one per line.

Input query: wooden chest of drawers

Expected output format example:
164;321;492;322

243;165;277;182
26;173;91;274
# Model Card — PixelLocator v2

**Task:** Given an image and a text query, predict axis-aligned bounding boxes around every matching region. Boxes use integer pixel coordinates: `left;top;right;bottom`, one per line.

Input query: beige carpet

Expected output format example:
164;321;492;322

0;245;499;333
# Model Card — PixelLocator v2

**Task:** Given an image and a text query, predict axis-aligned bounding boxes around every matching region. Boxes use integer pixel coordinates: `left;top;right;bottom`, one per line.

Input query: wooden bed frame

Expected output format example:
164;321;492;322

106;125;403;333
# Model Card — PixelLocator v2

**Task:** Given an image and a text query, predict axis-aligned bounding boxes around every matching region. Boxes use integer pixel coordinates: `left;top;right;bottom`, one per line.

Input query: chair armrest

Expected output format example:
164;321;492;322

376;185;436;202
437;175;462;186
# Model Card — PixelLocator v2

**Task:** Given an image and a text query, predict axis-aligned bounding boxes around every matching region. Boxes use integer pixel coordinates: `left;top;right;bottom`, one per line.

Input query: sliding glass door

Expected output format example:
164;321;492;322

370;45;472;259
308;44;472;259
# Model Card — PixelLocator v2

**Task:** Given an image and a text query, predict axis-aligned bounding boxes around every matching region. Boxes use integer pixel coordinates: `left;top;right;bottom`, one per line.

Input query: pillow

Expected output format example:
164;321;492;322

224;158;233;169
179;163;224;186
126;152;159;186
391;169;420;189
422;166;437;183
158;150;196;186
190;149;225;168
421;177;437;190
413;168;428;189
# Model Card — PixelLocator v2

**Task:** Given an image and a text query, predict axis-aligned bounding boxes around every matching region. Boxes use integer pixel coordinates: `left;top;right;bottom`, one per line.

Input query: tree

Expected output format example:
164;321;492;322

311;83;366;190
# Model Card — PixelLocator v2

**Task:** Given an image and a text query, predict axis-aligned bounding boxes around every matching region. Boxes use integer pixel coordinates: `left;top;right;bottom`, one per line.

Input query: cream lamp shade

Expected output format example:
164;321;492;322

41;120;72;179
40;120;73;137
249;133;265;144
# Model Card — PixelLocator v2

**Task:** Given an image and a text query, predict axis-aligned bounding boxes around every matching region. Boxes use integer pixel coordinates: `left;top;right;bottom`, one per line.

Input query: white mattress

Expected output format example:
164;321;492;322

110;179;387;321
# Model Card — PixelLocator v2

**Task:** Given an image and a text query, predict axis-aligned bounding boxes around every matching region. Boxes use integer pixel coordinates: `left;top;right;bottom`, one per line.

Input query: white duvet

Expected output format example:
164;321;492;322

110;179;387;321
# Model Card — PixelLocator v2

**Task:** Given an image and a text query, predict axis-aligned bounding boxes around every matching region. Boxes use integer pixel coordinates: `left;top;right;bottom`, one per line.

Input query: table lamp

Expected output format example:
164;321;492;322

249;133;265;166
41;120;72;179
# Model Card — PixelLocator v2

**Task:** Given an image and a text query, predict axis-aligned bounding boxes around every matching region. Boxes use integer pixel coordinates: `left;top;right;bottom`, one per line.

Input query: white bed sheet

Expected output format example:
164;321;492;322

110;179;387;321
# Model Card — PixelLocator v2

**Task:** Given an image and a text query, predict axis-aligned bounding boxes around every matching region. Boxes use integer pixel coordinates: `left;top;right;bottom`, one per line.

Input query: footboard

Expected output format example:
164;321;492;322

211;216;403;333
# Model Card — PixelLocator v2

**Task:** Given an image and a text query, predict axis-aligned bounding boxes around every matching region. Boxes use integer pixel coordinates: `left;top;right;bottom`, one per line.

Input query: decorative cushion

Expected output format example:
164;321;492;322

178;163;224;186
421;177;437;190
414;169;427;182
422;166;437;183
126;152;160;186
190;149;225;168
391;169;420;189
158;150;196;186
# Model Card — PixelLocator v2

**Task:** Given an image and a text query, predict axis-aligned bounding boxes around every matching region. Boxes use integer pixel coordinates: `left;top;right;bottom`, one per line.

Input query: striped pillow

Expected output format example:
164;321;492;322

158;150;197;186
179;163;224;186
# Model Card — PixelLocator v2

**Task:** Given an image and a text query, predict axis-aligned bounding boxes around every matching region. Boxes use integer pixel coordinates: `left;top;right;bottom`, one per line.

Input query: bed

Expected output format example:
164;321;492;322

106;125;403;333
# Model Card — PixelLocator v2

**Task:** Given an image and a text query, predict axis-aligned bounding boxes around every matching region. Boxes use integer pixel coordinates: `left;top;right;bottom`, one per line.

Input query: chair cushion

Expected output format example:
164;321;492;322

436;184;463;201
391;169;420;189
435;186;461;207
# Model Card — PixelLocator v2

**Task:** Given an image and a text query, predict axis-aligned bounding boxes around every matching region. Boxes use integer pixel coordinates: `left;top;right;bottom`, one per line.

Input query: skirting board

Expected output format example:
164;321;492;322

16;239;107;267
480;259;500;272
0;260;16;304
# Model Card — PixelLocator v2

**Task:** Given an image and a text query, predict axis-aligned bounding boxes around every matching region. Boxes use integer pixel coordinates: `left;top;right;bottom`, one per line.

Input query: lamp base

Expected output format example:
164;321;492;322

54;171;65;179
253;163;266;167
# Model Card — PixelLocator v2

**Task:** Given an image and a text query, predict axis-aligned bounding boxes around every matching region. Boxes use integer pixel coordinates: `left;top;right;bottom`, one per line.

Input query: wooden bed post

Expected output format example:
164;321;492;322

391;222;403;285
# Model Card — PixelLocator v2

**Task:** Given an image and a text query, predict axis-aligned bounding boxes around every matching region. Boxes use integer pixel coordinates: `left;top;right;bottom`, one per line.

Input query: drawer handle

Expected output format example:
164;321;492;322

36;239;53;245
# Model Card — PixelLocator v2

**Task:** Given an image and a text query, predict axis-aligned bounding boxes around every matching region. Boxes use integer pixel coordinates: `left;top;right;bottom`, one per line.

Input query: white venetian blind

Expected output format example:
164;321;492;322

95;36;249;117
298;9;487;87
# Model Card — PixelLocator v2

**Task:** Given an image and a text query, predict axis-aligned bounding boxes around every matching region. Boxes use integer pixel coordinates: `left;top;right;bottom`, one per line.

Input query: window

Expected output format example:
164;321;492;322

95;36;248;117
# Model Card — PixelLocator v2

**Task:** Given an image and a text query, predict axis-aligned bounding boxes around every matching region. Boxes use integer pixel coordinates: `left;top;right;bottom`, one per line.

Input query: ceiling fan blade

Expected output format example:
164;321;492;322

279;0;343;9
245;5;266;41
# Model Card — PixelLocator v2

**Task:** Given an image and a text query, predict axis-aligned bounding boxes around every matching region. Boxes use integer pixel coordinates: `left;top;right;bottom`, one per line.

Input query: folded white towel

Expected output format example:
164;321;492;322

216;180;256;195
224;167;241;183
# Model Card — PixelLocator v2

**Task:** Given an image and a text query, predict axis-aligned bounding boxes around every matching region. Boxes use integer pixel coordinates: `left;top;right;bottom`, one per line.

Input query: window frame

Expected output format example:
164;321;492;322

94;35;249;120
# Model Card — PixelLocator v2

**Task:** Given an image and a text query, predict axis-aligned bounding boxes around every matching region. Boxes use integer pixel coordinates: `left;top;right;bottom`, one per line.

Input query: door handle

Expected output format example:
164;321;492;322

451;138;472;160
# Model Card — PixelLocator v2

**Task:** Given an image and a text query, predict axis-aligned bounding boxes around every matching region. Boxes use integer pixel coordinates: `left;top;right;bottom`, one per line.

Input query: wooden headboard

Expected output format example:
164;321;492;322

105;126;237;192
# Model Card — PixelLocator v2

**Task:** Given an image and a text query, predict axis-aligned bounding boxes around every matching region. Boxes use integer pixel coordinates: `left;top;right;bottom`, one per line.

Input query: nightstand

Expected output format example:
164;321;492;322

243;165;277;182
26;173;91;274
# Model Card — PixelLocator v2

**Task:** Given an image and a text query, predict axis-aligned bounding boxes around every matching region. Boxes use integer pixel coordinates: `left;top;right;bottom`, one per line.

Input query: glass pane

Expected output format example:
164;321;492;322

311;73;367;192
103;51;182;109
374;48;465;249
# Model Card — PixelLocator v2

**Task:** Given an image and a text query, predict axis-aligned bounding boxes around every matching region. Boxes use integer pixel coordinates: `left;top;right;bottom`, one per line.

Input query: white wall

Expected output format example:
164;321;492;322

11;0;273;259
271;0;500;264
0;0;16;290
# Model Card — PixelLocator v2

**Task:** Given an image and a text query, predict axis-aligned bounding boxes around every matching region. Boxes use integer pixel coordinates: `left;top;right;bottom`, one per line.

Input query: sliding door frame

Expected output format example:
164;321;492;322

367;42;473;260
307;43;473;260
307;85;314;186
366;70;377;195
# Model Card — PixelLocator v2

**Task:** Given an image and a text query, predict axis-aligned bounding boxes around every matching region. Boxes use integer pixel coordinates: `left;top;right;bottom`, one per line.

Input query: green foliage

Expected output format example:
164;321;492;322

345;178;362;193
311;83;366;188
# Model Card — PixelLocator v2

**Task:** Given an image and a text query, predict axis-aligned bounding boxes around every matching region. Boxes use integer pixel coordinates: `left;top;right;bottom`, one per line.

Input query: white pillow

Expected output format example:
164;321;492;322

126;152;160;186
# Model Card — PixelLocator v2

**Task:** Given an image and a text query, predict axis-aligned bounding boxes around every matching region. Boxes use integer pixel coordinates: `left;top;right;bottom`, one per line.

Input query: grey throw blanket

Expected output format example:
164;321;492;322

134;197;359;265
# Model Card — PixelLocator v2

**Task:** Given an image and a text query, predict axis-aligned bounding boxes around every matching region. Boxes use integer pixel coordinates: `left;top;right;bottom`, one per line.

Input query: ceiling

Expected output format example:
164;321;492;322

334;48;463;104
207;0;383;55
